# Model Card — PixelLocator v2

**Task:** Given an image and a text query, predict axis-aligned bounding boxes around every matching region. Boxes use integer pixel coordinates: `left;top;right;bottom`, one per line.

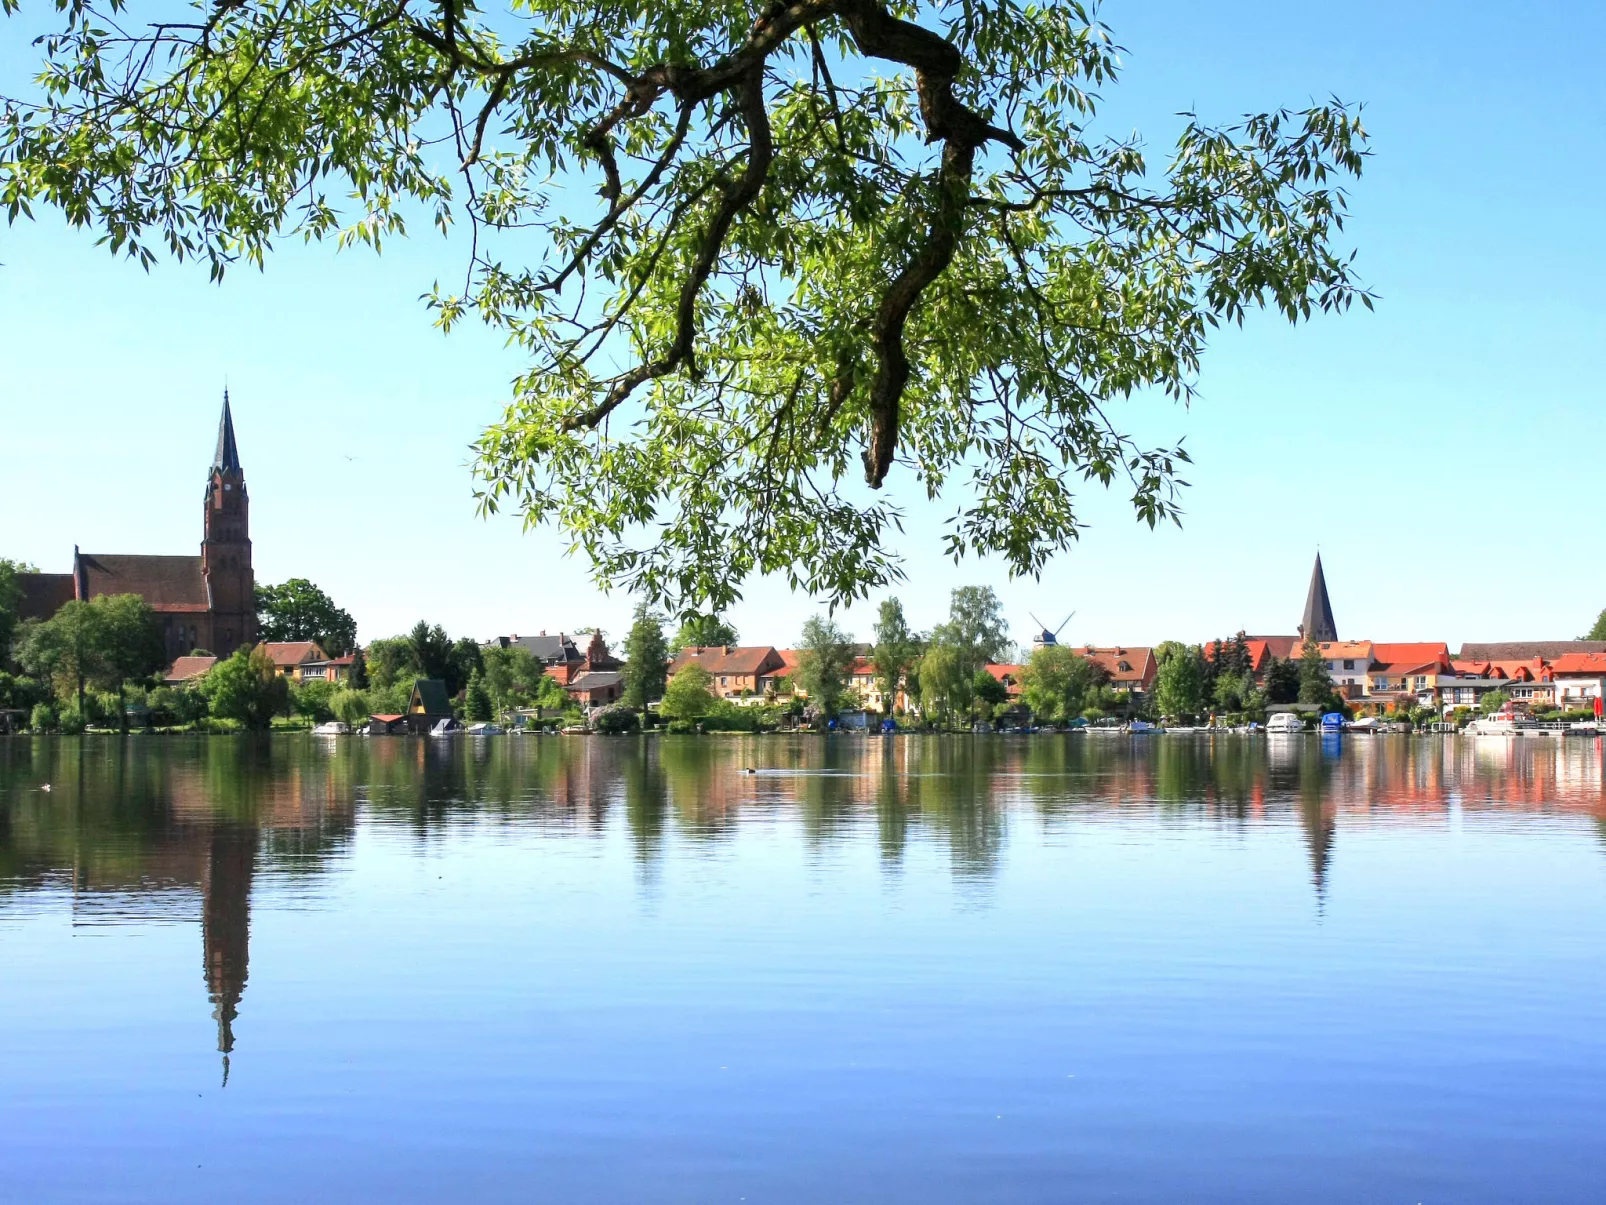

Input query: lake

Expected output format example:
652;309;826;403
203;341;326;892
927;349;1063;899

2;733;1603;1204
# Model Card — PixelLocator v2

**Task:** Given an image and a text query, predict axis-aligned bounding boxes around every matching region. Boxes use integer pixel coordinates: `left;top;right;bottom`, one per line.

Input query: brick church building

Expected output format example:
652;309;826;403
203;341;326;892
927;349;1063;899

16;395;258;659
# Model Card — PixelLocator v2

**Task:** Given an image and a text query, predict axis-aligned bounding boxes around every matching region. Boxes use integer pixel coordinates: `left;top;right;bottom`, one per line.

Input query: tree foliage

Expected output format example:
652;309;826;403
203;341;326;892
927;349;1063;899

1019;642;1098;723
870;595;919;713
1;0;1369;610
255;578;359;655
1297;636;1331;706
623;601;669;708
796;613;855;715
660;661;716;721
1153;642;1206;721
201;644;289;728
12;593;164;713
1586;608;1606;642
669;614;738;654
0;557;36;663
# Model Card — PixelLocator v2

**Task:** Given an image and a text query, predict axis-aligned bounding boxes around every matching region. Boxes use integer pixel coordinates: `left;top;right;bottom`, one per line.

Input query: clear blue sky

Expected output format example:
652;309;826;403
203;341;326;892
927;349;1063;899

2;0;1602;652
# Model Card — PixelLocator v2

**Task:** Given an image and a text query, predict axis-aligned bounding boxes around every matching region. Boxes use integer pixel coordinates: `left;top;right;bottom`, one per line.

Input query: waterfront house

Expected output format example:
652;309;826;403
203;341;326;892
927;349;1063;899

1077;646;1157;696
297;651;355;684
405;678;452;734
1311;641;1374;696
671;645;787;700
1548;653;1606;709
563;671;624;708
261;641;329;682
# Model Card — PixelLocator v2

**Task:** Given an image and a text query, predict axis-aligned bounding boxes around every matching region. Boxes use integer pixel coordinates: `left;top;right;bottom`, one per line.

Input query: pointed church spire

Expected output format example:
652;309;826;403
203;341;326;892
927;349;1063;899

1300;553;1338;643
213;390;241;474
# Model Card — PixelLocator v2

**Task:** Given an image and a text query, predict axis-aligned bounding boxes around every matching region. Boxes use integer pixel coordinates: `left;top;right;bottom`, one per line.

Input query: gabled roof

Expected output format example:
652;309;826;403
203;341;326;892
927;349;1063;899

409;678;451;714
1245;635;1301;661
1077;646;1156;688
487;632;584;664
78;553;209;611
775;648;802;673
672;645;785;676
1458;641;1606;661
566;670;623;691
260;641;327;668
984;663;1024;697
164;654;218;684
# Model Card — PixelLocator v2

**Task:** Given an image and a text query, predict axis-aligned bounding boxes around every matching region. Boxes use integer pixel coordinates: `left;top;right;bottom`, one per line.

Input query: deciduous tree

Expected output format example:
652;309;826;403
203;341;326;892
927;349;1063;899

255;578;358;655
202;645;289;729
796;614;855;716
669;615;739;655
661;663;716;722
870;596;919;714
1;2;1369;610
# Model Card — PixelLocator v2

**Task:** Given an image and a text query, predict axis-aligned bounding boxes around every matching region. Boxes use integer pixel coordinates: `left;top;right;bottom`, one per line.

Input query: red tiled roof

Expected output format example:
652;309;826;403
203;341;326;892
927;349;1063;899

775;648;802;672
1076;646;1157;689
79;553;210;611
1371;642;1451;669
671;645;785;676
984;663;1024;697
261;641;328;667
1550;653;1606;675
164;654;217;683
1451;660;1492;677
1245;635;1301;661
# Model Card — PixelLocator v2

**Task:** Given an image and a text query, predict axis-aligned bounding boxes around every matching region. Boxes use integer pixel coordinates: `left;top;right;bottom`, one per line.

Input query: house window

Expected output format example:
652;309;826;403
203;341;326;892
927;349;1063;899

1343;659;1355;671
720;676;728;686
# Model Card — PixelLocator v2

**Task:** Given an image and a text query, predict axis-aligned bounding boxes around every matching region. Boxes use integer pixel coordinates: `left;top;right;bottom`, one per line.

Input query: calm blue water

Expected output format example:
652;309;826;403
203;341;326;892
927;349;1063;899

2;734;1603;1203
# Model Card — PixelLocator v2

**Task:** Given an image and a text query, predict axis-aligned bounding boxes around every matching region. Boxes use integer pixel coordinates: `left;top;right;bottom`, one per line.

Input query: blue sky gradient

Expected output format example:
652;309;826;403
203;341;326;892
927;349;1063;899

2;0;1602;651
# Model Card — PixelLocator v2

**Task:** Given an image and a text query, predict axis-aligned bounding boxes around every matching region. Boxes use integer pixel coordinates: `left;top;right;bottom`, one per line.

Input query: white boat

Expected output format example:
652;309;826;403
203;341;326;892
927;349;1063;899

1464;704;1560;737
1266;713;1304;734
310;721;350;736
465;722;504;736
429;718;461;736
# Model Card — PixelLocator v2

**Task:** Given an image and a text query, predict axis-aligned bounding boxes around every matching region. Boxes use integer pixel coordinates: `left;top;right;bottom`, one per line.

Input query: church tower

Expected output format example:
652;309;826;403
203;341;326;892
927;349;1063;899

1298;552;1338;644
201;393;256;656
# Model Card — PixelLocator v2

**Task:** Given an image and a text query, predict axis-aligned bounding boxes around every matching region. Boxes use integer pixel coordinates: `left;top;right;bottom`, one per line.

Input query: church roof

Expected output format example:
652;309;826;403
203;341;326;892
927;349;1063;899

214;393;242;474
1300;554;1338;643
14;572;75;621
78;553;210;611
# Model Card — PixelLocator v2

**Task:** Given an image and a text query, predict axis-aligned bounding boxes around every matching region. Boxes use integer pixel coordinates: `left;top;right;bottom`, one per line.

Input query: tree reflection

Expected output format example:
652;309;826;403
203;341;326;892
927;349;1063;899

4;730;1606;1068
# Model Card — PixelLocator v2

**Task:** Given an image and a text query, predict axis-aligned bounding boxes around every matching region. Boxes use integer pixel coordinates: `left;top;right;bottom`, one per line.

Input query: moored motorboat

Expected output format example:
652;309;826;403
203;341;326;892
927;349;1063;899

310;721;350;736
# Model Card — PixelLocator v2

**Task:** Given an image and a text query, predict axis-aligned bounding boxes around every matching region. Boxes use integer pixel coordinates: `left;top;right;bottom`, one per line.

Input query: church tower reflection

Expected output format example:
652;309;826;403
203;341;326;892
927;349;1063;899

201;822;256;1085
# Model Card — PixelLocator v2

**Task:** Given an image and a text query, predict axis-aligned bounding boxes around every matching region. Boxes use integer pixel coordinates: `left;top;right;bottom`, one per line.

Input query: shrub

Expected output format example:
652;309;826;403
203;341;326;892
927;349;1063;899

57;707;86;735
666;718;699;734
29;702;55;732
592;704;641;734
700;700;759;732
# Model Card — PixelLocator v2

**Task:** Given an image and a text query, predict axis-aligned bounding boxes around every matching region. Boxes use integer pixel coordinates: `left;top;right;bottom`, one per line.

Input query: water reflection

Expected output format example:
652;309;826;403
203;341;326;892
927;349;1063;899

2;732;1604;1075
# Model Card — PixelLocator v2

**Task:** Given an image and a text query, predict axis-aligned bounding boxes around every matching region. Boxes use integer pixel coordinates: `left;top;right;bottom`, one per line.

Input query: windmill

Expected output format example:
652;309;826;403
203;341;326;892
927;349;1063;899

1029;612;1075;651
